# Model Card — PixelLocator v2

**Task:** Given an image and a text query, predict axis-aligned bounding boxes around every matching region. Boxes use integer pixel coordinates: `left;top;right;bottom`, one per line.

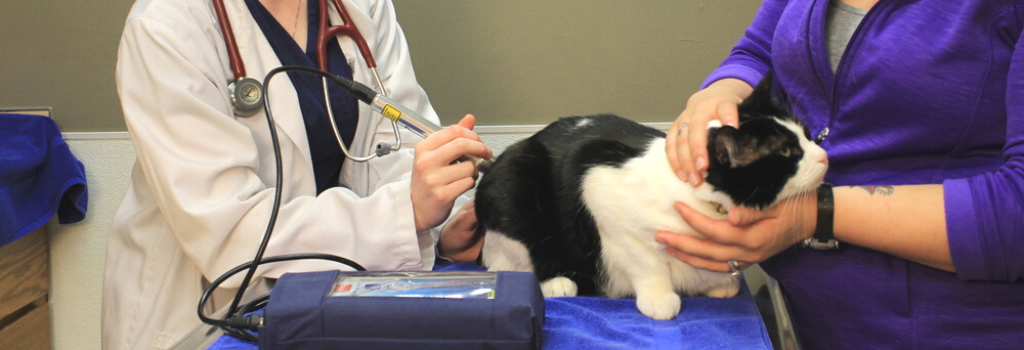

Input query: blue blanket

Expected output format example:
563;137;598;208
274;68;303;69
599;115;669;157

0;113;88;247
208;262;771;349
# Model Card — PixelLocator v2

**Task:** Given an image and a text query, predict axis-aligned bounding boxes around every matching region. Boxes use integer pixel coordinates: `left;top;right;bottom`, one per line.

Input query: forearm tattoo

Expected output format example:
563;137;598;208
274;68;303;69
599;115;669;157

857;185;894;196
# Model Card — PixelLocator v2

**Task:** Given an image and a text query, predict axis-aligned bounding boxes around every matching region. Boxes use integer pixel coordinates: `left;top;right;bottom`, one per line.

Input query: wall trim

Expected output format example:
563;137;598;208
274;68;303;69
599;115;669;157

642;122;673;131
472;124;548;134
61;122;673;140
474;122;672;134
62;132;132;140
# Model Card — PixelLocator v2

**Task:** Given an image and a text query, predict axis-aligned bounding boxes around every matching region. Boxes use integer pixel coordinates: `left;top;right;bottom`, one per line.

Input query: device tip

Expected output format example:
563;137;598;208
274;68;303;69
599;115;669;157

477;159;495;174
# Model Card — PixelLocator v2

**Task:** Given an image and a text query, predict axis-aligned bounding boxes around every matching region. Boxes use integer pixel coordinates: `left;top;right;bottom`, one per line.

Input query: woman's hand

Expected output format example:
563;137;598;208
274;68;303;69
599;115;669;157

437;198;484;262
666;78;753;186
411;114;492;232
655;193;817;273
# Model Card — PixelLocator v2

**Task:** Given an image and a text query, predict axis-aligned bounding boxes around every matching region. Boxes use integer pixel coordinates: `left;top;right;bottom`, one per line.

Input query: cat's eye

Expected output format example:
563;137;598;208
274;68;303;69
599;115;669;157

780;148;792;157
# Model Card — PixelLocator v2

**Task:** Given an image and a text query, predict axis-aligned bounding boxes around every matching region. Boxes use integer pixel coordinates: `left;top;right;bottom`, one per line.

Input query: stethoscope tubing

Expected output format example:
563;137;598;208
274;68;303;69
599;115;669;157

314;0;403;160
212;0;247;79
214;0;404;161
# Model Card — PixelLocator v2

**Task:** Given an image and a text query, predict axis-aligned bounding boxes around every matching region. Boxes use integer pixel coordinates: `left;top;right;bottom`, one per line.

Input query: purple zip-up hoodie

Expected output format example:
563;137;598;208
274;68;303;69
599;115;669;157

704;1;1024;348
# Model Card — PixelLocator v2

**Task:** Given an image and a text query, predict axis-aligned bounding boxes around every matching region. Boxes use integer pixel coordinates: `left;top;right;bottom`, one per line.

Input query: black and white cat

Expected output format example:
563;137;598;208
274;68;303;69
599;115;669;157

475;74;828;320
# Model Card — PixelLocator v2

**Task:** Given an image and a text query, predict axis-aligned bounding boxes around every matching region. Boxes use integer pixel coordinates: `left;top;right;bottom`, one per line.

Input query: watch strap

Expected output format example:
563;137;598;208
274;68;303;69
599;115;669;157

802;183;839;250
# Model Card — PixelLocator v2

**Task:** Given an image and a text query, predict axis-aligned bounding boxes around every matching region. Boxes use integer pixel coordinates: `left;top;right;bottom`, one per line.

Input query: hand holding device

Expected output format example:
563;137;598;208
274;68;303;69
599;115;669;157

411;115;492;232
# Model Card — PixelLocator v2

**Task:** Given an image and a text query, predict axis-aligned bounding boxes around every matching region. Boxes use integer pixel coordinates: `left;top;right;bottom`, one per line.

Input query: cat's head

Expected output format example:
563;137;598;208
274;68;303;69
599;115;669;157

702;73;828;210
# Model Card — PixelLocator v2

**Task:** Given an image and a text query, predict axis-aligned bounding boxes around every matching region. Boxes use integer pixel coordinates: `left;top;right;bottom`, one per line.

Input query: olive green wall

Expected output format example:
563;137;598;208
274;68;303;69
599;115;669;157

1;1;130;132
395;1;759;126
0;0;759;131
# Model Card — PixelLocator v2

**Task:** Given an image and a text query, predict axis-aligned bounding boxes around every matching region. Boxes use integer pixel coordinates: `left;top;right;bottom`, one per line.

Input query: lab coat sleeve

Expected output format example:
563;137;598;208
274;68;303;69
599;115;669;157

116;4;440;289
700;0;787;90
943;24;1024;282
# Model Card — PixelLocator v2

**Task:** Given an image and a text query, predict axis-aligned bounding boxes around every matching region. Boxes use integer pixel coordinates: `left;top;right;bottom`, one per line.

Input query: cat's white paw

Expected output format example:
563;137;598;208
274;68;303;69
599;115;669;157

704;278;741;298
636;292;682;320
540;276;577;297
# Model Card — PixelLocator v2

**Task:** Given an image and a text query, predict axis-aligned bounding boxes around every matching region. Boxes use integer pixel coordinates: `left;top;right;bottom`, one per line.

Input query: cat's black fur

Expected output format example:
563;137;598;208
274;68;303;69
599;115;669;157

474;73;823;313
473;114;667;295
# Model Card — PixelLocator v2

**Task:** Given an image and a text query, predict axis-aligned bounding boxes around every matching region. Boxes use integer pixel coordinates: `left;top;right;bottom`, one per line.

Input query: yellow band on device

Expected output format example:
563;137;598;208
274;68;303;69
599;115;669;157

381;104;402;122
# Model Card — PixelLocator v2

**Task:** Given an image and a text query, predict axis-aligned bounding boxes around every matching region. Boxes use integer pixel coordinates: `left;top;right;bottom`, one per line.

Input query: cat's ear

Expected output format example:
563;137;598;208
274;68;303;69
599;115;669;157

737;70;789;122
711;126;761;168
711;126;740;167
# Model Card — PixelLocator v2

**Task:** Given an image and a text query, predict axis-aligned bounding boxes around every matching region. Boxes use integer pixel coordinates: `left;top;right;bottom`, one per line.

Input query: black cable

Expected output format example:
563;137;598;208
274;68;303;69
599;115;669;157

221;65;289;319
198;66;368;341
220;294;269;341
260;65;372;103
238;294;271;316
198;253;365;340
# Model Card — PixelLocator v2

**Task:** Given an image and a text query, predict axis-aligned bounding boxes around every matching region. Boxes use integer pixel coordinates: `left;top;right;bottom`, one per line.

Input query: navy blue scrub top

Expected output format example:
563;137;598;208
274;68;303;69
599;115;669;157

245;0;359;195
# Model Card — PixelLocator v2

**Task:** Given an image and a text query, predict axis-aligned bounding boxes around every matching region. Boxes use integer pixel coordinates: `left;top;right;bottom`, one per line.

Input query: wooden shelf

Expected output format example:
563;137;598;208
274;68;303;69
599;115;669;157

0;228;51;349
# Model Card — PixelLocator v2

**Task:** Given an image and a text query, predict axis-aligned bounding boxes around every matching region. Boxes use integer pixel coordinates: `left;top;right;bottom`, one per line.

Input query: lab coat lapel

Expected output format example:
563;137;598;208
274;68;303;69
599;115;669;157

224;0;314;172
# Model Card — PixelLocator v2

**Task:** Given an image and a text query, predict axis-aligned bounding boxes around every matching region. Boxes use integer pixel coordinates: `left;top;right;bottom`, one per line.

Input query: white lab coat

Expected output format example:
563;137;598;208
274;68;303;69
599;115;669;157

102;0;465;348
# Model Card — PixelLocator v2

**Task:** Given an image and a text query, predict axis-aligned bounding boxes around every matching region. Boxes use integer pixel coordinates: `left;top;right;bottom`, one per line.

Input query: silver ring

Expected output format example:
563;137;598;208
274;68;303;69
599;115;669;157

728;260;742;276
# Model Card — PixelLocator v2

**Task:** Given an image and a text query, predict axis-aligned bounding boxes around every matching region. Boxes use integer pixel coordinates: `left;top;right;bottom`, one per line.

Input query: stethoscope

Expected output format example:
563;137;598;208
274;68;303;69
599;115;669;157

211;0;402;161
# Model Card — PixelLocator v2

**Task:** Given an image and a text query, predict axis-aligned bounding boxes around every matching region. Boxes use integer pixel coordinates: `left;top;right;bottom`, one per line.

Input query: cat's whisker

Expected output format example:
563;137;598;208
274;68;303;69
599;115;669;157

796;184;816;241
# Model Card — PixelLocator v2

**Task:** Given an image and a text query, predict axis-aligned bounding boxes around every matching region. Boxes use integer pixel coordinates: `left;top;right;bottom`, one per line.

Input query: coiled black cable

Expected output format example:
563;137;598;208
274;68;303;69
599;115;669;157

197;66;368;342
198;253;365;341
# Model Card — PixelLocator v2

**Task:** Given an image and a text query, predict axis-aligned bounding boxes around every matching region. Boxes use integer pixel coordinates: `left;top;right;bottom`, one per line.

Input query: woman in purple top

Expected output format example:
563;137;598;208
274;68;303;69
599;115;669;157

656;0;1024;349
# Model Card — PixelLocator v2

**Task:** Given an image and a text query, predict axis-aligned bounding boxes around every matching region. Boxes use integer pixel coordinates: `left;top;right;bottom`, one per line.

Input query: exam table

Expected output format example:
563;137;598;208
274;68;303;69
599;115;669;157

172;261;798;350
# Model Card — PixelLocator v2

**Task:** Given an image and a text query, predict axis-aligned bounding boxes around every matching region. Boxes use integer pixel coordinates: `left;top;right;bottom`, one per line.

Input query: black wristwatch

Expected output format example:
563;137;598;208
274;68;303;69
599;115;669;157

802;183;839;250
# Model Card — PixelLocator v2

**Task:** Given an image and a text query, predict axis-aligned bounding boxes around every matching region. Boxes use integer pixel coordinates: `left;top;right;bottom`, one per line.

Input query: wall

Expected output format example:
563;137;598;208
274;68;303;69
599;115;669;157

0;1;127;132
0;0;759;131
395;1;760;126
46;136;134;350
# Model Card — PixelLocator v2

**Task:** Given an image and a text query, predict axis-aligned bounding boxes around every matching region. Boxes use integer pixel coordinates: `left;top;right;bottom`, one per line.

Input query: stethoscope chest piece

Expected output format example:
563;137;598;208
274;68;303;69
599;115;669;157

230;77;265;117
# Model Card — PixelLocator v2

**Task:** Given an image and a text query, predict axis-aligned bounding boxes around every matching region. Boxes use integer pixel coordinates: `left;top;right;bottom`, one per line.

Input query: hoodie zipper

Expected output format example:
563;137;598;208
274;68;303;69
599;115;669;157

817;0;889;145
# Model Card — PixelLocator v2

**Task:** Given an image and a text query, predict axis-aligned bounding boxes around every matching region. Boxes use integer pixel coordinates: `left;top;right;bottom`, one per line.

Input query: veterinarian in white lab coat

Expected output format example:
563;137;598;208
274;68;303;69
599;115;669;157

102;0;490;348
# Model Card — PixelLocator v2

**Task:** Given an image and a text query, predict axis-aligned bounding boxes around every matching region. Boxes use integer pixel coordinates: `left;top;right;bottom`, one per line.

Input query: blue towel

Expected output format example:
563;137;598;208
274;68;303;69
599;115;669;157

0;113;88;247
208;261;771;349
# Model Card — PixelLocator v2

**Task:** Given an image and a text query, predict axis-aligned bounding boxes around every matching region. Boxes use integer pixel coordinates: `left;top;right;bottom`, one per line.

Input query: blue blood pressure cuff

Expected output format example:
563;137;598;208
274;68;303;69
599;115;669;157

259;270;545;350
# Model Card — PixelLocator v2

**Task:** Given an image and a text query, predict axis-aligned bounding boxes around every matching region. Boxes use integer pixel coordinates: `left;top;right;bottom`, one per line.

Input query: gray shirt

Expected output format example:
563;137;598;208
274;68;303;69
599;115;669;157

826;0;868;72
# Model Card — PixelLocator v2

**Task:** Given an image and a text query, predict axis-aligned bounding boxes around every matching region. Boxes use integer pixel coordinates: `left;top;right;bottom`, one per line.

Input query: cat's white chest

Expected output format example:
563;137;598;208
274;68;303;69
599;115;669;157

580;138;726;241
